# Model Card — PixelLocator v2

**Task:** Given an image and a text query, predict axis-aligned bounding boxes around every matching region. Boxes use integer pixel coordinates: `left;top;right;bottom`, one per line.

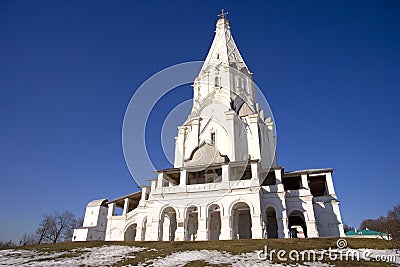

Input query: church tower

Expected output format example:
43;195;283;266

174;10;277;172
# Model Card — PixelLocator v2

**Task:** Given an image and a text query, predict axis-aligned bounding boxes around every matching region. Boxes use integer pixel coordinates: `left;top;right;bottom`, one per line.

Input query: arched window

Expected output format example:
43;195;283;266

159;207;177;241
231;202;252;239
208;204;221;240
266;207;278;238
185;206;198;241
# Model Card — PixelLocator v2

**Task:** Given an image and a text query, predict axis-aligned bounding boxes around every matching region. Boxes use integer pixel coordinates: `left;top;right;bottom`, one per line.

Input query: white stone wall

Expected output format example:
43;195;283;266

73;200;108;241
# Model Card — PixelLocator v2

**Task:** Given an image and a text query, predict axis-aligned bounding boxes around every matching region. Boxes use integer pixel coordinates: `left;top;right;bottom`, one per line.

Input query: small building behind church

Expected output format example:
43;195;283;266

73;11;345;242
345;228;392;240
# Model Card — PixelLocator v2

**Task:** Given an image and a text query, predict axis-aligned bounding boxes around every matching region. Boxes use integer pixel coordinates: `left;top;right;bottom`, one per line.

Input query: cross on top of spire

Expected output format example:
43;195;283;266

217;9;228;19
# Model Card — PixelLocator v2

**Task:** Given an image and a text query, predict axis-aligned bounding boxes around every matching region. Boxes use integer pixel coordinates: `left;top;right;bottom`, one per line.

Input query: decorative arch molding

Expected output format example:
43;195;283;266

206;202;222;217
228;198;255;216
108;227;122;236
287;208;308;238
287;208;306;218
123;221;139;233
158;205;179;220
184;204;200;216
262;204;280;219
265;205;278;214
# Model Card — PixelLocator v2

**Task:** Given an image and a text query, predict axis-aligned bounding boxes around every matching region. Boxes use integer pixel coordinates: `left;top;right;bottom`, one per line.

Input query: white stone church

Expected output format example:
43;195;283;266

73;12;345;242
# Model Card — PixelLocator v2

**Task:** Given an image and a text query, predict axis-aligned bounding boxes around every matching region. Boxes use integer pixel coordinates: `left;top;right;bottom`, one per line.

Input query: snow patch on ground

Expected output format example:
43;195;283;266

0;245;143;266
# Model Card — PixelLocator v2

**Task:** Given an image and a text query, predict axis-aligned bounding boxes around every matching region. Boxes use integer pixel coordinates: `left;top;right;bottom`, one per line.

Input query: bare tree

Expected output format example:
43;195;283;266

386;204;400;239
360;204;400;240
360;217;386;232
20;233;38;246
36;214;53;244
36;211;78;243
64;216;84;241
0;239;15;249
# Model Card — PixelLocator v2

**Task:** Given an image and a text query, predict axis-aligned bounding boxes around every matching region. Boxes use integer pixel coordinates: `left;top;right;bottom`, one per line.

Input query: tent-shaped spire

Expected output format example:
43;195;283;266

201;10;250;74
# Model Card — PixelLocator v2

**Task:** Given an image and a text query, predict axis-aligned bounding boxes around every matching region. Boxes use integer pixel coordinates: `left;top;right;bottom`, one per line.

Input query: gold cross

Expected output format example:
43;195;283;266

218;9;228;19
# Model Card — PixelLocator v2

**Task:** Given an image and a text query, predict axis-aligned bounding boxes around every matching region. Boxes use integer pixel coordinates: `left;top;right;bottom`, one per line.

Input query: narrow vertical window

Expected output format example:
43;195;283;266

214;76;219;87
211;132;216;145
216;53;220;59
238;77;243;90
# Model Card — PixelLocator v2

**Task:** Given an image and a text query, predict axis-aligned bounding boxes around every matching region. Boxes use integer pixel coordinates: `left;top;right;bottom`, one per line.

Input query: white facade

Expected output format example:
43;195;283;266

73;13;345;242
73;199;108;241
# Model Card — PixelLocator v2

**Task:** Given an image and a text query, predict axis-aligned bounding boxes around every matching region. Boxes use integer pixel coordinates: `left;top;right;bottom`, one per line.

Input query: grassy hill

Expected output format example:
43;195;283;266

1;238;399;266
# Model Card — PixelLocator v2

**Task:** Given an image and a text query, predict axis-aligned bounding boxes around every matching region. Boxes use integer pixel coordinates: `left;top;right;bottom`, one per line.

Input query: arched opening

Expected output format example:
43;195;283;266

232;202;252;239
159;207;177;241
141;217;147;241
266;207;278;238
208;204;221;240
185;206;198;241
124;223;137;241
288;210;307;238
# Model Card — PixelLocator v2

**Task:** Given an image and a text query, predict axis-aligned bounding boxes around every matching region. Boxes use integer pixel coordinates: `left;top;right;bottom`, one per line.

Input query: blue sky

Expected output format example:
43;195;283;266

0;0;399;242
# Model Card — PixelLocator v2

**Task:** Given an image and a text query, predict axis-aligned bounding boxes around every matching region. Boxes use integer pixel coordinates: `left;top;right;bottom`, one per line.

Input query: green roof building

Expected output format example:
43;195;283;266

345;228;392;240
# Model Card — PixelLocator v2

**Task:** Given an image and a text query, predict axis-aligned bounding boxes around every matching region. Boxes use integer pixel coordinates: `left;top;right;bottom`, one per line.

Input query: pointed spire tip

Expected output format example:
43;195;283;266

217;9;228;19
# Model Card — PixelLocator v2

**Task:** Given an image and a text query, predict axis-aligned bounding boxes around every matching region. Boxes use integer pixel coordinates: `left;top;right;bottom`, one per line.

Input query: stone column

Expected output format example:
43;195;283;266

274;169;282;183
325;172;336;195
135;226;142;241
146;215;159;241
274;169;285;192
248;114;261;160
277;197;290;238
219;215;232;240
157;172;164;188
221;164;230;183
191;117;201;147
197;216;208;241
251;214;264;239
139;187;148;205
225;110;237;161
123;198;129;215
301;174;309;189
250;161;259;186
174;126;186;167
304;206;319;238
278;216;290;238
107;203;115;217
175;217;185;241
150;180;157;192
331;200;345;237
180;169;187;186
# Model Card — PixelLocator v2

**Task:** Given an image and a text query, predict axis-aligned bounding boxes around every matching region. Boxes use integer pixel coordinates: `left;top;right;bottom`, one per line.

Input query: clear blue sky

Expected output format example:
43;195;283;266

0;0;399;242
